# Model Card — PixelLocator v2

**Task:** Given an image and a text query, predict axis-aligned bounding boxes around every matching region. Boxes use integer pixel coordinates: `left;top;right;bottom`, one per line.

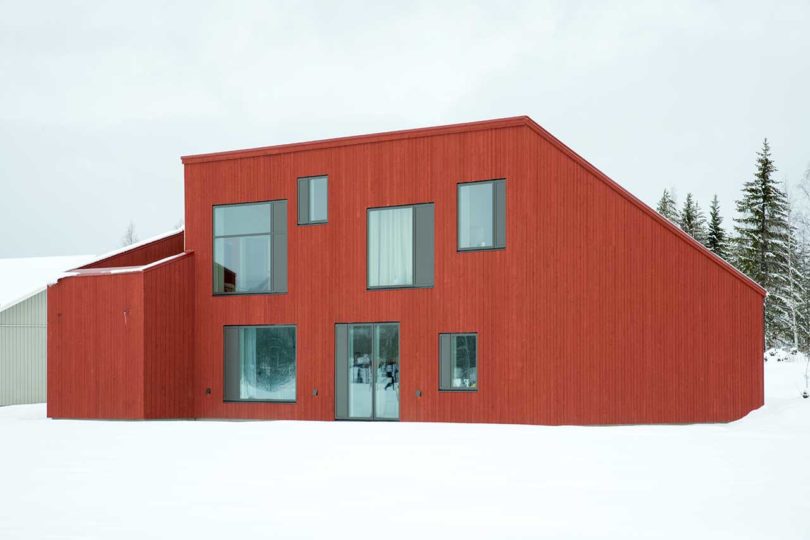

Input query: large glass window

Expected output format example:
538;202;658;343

439;333;478;391
224;325;296;402
213;200;287;294
458;179;506;250
298;175;328;224
367;203;434;289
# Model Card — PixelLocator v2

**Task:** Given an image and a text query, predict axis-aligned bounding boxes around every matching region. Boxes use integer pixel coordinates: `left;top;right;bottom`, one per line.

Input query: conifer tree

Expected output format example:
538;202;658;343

733;139;795;347
678;193;708;245
706;195;729;259
656;189;678;222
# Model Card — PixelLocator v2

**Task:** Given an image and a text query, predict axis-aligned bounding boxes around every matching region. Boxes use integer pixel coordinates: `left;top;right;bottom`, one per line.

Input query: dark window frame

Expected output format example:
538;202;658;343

297;175;329;226
366;202;434;291
223;324;297;403
212;199;287;296
457;179;506;252
439;332;479;392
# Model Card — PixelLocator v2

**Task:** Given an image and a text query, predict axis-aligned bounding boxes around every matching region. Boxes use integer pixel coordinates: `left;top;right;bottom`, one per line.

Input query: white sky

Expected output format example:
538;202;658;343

1;0;808;257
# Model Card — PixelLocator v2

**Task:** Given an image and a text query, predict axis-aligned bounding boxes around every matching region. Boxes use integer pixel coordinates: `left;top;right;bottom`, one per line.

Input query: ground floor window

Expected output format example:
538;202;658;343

224;325;296;402
439;333;477;390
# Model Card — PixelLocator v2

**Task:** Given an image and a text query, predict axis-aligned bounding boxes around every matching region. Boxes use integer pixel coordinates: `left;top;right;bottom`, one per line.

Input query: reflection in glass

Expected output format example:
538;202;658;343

374;324;400;419
459;182;494;249
214;202;272;236
349;325;373;418
309;176;328;222
214;235;271;292
452;334;477;389
213;202;273;293
238;326;296;401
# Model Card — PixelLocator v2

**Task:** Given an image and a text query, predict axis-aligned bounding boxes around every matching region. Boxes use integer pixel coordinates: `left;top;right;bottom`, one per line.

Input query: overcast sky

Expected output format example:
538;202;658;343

1;1;808;257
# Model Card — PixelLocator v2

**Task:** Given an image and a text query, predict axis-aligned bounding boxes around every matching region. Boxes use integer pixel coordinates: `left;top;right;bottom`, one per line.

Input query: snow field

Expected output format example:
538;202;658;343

0;360;807;539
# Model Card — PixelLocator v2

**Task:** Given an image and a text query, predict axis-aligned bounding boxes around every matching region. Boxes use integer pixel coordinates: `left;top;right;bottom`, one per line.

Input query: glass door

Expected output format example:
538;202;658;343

348;325;373;419
374;324;399;420
336;323;399;420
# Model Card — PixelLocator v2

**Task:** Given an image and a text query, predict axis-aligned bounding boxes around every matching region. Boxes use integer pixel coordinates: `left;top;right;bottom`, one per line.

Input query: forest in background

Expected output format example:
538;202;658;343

655;141;810;351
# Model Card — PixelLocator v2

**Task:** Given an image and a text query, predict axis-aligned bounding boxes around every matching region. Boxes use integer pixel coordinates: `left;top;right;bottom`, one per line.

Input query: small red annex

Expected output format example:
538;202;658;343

47;116;765;424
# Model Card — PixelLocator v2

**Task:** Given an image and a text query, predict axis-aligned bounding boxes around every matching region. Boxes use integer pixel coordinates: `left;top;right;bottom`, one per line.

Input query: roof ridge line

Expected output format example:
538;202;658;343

181;116;532;165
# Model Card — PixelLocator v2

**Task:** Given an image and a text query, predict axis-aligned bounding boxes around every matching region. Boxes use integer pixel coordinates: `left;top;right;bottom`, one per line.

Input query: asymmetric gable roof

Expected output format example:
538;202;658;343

181;116;765;298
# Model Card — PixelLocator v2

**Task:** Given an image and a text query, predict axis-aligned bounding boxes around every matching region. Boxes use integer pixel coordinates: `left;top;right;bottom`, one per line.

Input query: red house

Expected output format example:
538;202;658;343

47;116;766;424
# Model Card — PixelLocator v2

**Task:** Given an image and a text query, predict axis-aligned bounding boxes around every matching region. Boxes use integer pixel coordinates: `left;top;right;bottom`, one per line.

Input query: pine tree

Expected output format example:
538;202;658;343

678;193;708;245
656;189;678;222
706;195;729;259
733;139;795;347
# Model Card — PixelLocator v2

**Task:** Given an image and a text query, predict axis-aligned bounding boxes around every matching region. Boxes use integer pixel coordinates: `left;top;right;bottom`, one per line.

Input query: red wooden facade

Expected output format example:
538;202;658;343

48;251;193;419
48;116;765;424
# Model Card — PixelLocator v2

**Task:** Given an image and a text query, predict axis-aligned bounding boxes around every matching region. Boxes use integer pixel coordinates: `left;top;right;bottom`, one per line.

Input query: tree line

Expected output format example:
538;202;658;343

656;140;810;351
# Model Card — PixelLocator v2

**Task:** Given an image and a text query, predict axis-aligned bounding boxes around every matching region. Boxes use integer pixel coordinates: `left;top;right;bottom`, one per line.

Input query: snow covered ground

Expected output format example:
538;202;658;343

0;361;807;539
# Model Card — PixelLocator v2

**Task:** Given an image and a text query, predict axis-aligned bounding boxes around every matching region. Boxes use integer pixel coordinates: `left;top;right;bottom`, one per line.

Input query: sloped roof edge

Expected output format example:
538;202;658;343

181;116;765;298
519;117;766;298
76;228;184;270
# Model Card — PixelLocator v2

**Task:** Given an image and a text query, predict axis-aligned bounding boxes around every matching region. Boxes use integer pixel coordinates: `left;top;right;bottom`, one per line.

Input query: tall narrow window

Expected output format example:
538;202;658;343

298;175;328;224
213;200;287;294
224;325;296;402
458;179;506;250
367;203;433;289
439;333;478;391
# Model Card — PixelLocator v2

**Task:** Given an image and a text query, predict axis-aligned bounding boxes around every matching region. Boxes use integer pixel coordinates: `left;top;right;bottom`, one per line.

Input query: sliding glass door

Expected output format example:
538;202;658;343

336;323;400;420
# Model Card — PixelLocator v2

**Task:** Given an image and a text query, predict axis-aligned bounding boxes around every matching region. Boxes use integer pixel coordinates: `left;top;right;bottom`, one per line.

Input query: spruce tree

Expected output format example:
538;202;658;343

706;195;729;259
733;139;795;347
678;193;708;245
656;189;678;222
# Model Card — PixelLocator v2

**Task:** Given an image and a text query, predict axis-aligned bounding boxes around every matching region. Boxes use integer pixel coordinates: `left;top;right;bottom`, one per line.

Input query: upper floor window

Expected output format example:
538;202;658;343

367;203;434;289
458;179;506;250
298;175;328;224
213;200;287;294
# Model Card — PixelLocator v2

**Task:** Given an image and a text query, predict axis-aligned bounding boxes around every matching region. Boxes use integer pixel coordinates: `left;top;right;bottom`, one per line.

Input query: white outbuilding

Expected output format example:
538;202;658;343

0;256;92;406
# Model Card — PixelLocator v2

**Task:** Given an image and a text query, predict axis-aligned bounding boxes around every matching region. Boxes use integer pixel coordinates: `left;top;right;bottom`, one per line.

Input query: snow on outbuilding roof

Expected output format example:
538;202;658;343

0;255;94;310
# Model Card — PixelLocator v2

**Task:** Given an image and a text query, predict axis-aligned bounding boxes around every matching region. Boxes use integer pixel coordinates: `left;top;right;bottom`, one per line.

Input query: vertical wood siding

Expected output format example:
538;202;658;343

48;273;145;418
182;120;765;425
48;253;194;419
79;231;183;269
143;254;194;418
0;290;47;406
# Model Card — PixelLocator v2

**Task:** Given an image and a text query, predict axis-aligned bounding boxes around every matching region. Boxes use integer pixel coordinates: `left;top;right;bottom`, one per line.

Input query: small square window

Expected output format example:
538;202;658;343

458;179;506;250
439;333;477;391
298;175;328;224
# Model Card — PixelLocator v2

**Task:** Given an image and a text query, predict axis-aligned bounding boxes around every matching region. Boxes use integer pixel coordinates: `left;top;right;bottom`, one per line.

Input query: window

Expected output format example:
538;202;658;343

439;333;477;391
367;203;434;289
298;175;328;224
458;179;506;250
213;200;287;294
224;325;296;402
